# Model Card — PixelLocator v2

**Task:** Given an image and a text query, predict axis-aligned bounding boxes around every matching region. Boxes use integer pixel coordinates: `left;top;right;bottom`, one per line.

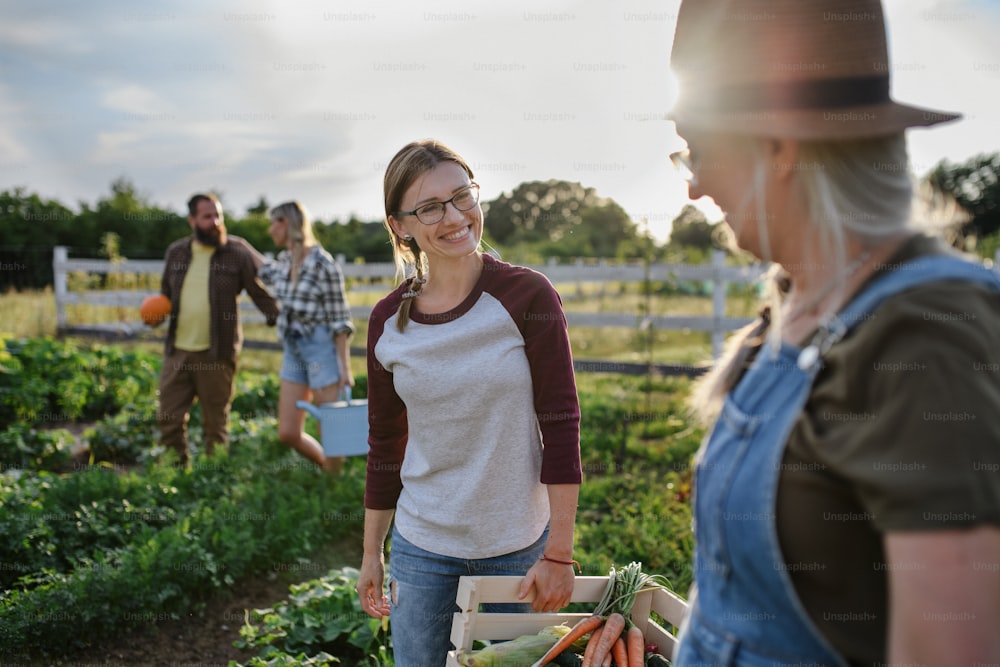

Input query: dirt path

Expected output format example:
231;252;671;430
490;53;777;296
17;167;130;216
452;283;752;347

55;537;364;666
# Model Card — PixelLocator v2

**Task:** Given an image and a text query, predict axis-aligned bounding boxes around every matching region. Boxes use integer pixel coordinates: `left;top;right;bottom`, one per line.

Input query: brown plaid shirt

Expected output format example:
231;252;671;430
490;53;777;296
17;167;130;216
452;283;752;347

160;235;279;362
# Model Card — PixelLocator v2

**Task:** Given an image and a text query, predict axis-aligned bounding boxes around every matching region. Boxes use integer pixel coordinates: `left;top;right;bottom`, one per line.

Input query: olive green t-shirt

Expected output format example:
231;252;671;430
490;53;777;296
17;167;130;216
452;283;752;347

775;235;1000;665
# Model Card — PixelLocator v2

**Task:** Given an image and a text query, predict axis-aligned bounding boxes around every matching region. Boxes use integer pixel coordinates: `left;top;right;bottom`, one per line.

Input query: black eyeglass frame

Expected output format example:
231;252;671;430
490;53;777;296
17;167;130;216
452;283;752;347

394;183;481;225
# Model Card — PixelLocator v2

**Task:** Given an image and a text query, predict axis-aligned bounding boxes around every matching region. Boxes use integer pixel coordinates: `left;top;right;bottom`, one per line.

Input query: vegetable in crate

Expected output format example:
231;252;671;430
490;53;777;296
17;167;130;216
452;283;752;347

551;651;584;667
534;562;673;667
456;624;586;667
588;612;626;664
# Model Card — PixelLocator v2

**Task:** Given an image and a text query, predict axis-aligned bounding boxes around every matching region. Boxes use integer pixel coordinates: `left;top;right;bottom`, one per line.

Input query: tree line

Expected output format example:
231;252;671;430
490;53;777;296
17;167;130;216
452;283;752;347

0;177;668;291
2;151;998;292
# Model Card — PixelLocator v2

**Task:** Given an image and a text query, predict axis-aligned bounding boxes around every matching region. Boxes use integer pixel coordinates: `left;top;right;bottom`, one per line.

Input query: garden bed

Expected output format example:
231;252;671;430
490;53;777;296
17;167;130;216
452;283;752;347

1;337;699;665
63;537;364;666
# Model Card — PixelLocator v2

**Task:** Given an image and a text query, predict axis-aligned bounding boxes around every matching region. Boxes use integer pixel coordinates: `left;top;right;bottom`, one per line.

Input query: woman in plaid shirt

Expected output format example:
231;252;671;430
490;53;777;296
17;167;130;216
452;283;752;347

254;200;355;472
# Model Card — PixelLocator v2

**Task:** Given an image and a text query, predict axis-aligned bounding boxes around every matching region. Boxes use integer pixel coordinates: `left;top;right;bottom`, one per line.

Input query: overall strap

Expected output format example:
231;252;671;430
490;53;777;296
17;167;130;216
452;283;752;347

799;255;1000;372
835;254;1000;330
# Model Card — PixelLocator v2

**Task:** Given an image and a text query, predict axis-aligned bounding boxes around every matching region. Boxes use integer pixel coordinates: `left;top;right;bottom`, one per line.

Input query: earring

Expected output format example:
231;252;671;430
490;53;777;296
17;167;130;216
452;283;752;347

402;234;412;241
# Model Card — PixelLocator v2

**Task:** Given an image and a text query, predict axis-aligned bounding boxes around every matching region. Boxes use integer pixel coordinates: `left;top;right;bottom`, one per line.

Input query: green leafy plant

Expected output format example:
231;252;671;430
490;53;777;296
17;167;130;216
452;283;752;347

0;426;367;660
83;402;160;465
0;423;74;472
0;336;160;429
237;653;342;666
0;340;698;665
235;567;392;666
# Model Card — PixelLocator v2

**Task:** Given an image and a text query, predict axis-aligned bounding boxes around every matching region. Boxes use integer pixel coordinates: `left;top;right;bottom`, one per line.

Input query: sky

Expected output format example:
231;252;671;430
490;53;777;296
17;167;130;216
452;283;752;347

2;0;998;242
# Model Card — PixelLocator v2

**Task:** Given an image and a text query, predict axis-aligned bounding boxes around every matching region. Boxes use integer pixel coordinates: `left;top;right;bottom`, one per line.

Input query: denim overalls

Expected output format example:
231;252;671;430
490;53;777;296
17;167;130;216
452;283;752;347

676;255;1000;666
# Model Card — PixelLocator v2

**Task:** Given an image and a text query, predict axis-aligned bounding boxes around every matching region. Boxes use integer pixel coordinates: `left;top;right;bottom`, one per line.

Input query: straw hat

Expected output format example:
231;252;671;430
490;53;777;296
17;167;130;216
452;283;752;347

668;0;961;138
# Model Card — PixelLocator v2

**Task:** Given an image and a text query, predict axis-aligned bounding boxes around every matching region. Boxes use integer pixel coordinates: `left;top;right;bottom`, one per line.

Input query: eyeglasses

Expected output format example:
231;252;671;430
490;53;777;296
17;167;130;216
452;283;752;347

669;150;698;186
395;183;480;225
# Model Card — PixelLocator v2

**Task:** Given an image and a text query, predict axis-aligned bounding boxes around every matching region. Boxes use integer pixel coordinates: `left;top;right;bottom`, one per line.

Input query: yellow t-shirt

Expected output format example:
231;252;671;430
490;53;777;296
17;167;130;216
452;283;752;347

174;242;215;352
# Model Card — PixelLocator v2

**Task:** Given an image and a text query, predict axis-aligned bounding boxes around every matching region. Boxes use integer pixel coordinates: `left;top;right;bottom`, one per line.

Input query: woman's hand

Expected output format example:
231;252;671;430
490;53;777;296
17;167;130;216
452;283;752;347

520;484;580;611
518;558;576;612
335;363;354;399
357;552;391;619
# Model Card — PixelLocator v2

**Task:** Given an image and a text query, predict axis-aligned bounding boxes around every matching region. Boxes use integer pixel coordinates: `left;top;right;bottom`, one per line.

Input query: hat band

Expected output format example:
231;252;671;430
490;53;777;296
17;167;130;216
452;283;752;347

690;74;891;112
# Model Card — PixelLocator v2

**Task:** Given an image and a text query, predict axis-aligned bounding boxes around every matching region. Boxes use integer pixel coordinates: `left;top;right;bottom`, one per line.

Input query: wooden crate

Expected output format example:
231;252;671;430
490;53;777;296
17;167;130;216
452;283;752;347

446;575;689;666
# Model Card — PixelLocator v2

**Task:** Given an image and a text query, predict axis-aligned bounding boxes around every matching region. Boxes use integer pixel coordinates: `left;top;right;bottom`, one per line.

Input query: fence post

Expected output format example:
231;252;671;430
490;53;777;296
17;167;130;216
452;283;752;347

711;250;726;358
54;246;68;331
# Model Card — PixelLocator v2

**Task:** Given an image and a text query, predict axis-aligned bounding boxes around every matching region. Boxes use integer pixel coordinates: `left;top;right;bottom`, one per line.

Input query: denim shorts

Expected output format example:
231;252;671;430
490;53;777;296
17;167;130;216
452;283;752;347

386;525;548;667
279;324;341;389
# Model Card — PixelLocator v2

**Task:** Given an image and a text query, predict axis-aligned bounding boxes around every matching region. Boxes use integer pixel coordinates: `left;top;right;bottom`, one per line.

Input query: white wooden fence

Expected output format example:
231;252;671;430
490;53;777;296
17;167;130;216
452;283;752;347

53;246;766;360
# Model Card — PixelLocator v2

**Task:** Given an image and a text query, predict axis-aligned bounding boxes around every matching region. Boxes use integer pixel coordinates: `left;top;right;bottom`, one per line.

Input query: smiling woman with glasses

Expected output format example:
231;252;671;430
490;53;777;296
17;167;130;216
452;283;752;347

354;139;582;666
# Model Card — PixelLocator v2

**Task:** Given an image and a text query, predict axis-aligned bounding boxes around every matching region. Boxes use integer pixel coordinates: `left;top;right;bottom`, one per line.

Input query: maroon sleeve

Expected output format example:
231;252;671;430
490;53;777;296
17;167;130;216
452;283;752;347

363;292;408;509
487;257;582;484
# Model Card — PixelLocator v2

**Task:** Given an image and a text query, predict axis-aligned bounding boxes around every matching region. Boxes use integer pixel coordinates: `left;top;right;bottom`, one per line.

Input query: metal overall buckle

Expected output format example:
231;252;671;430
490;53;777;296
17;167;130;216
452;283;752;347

797;316;848;372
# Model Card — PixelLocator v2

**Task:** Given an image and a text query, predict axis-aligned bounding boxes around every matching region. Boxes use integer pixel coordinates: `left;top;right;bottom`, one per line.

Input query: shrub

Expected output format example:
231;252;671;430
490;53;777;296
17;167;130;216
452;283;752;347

0;426;367;660
0;336;160;429
0;423;75;472
84;402;161;465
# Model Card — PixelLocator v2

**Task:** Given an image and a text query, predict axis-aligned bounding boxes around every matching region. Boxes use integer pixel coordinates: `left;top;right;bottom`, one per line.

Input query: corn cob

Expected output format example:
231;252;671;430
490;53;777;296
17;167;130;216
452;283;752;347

456;625;576;667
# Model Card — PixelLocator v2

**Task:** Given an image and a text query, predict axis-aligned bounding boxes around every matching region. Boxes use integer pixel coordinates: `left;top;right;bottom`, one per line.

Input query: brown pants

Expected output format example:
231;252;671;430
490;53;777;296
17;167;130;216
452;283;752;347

157;348;237;464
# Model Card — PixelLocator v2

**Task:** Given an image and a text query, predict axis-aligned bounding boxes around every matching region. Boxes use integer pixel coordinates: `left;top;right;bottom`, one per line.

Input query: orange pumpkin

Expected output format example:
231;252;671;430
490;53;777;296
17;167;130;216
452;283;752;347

140;294;172;326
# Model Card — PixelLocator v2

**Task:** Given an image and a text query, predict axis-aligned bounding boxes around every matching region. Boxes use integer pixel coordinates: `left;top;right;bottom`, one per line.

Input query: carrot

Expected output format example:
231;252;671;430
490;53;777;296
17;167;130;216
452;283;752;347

530;614;603;667
626;626;644;667
581;624;605;667
611;637;628;667
601;653;612;667
590;612;626;666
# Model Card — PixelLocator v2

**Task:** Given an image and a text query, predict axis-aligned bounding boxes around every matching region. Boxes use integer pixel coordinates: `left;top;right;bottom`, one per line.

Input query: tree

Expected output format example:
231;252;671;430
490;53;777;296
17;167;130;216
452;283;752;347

246;196;270;217
484;180;602;244
483;179;639;257
75;178;186;258
925;152;1000;242
668;204;718;249
227;215;272;254
0;187;77;290
579;201;636;258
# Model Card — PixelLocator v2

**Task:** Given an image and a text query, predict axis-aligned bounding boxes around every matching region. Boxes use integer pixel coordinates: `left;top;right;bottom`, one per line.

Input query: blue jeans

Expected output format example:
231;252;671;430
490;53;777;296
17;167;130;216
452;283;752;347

279;323;340;389
387;525;548;667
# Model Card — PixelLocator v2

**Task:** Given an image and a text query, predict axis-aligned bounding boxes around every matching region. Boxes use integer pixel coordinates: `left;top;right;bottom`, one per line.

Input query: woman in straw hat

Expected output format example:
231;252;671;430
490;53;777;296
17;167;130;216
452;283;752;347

669;0;1000;665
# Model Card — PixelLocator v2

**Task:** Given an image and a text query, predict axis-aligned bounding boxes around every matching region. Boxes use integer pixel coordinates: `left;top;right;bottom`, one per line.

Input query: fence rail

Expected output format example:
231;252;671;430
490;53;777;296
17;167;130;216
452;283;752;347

53;246;766;361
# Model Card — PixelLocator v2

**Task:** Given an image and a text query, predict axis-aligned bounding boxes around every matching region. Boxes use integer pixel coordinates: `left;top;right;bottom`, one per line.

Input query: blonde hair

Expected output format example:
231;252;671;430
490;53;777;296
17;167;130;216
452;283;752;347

382;139;476;332
269;201;317;248
690;133;915;422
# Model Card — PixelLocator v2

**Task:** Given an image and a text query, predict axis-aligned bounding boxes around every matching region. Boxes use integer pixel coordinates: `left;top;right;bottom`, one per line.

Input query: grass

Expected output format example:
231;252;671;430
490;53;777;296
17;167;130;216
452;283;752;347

2;288;59;338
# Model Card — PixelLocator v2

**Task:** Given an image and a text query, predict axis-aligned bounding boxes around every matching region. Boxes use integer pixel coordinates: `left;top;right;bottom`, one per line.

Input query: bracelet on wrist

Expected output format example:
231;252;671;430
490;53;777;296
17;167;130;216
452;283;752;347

539;554;581;573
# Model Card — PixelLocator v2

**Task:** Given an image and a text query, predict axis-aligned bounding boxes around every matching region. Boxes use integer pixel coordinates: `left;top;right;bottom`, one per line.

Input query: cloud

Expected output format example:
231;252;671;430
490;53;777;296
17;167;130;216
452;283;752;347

0;131;30;166
101;84;174;116
2;0;998;242
881;0;1000;175
0;20;68;49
